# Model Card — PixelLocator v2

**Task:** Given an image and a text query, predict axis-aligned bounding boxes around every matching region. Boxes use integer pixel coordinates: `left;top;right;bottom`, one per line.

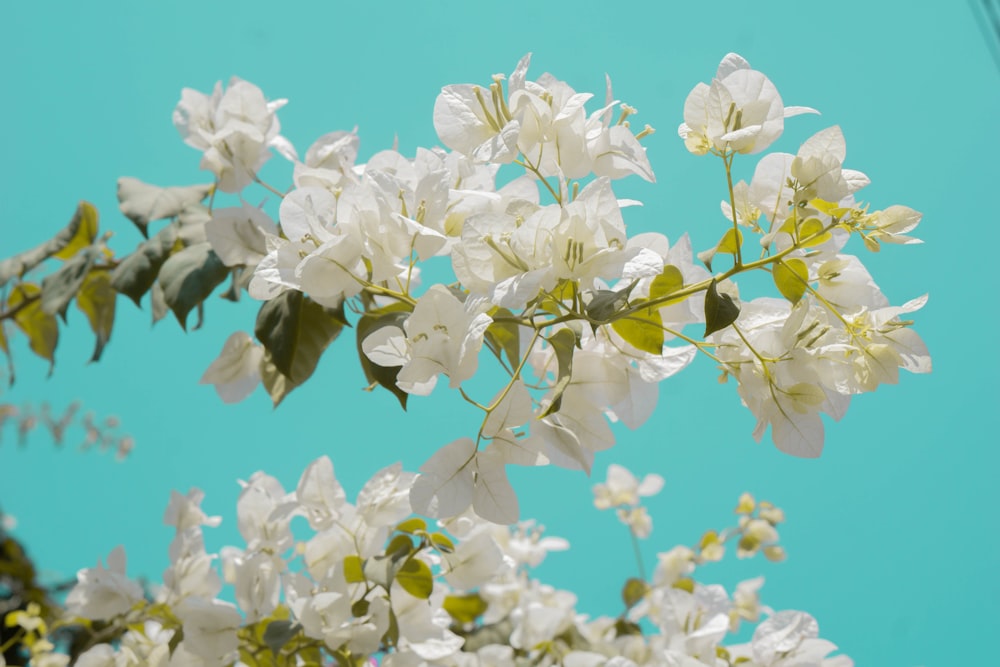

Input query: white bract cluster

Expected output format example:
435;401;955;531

55;460;852;667
181;54;928;523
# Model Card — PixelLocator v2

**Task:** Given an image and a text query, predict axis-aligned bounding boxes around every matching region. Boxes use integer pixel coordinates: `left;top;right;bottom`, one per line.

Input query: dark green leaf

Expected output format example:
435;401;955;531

254;290;347;385
259;349;301;407
351;599;370;618
703;280;740;337
41;247;99;321
355;303;413;409
614;619;643;637
539;327;577;418
261;620;298;656
110;224;179;306
75;271;117;362
117;177;213;238
158;242;229;329
0;202;98;288
584;281;636;323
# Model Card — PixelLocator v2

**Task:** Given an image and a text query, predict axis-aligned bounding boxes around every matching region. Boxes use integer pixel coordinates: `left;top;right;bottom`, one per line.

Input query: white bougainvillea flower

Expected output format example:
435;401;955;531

66;546;145;621
174;597;243;665
356;463;417;527
363;285;492;395
410;437;519;523
163;489;222;532
204;203;278;268
199;332;263;404
593;464;665;509
236;472;293;553
173;77;292;192
678;53;817;156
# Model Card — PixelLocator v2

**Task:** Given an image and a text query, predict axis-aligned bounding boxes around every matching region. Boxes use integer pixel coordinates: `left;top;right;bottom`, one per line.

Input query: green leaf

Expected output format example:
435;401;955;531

52;201;99;261
428;532;455;553
8;284;58;371
716;228;743;255
649;265;684;300
798;218;831;247
351;599;370;618
614;619;643;637
443;593;488;624
259;349;302;407
621;577;649;609
342;555;365;584
0;201;99;288
396;558;434;599
773;258;809;304
41;247;99;321
117;177;213;238
385;608;400;648
158;242;229;329
356;303;413;409
150;282;169;325
703;280;740;337
539;327;577;418
261;619;298;656
395;517;427;534
75;271;117;362
110;224;179;306
585;282;636;323
362;535;414;589
611;306;664;355
484;308;520;369
255;290;347;384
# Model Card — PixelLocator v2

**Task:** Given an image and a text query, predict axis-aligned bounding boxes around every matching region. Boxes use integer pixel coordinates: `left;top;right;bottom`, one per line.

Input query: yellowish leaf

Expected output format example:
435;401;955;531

75;271;117;362
773;259;809;304
8;284;58;369
53;202;99;260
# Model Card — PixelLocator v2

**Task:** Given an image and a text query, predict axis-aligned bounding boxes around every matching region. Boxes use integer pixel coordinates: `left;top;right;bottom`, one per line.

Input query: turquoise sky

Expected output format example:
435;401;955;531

1;2;997;665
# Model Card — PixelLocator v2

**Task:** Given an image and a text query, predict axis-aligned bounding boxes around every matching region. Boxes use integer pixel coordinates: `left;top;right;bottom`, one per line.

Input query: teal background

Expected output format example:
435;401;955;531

0;2;996;665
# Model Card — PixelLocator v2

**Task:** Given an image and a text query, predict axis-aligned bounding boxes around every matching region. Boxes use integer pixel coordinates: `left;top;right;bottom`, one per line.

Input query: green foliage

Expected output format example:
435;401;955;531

611;307;664;355
443;593;488;624
157;243;229;329
773;258;809;304
116;178;212;238
539;327;577;418
355;303;412;409
0;202;98;289
703;280;740;337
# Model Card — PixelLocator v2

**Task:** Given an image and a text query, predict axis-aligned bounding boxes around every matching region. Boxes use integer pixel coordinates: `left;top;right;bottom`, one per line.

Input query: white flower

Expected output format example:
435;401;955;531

678;53;817;155
163;489;222;532
593;464;664;509
199;332;263;404
204;204;278;268
174;597;242;665
362;286;492;395
66;546;145;621
173;77;291;192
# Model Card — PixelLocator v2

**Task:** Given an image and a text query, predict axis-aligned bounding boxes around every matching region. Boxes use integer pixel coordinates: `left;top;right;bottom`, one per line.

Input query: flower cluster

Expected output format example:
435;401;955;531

183;53;929;523
48;461;851;667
